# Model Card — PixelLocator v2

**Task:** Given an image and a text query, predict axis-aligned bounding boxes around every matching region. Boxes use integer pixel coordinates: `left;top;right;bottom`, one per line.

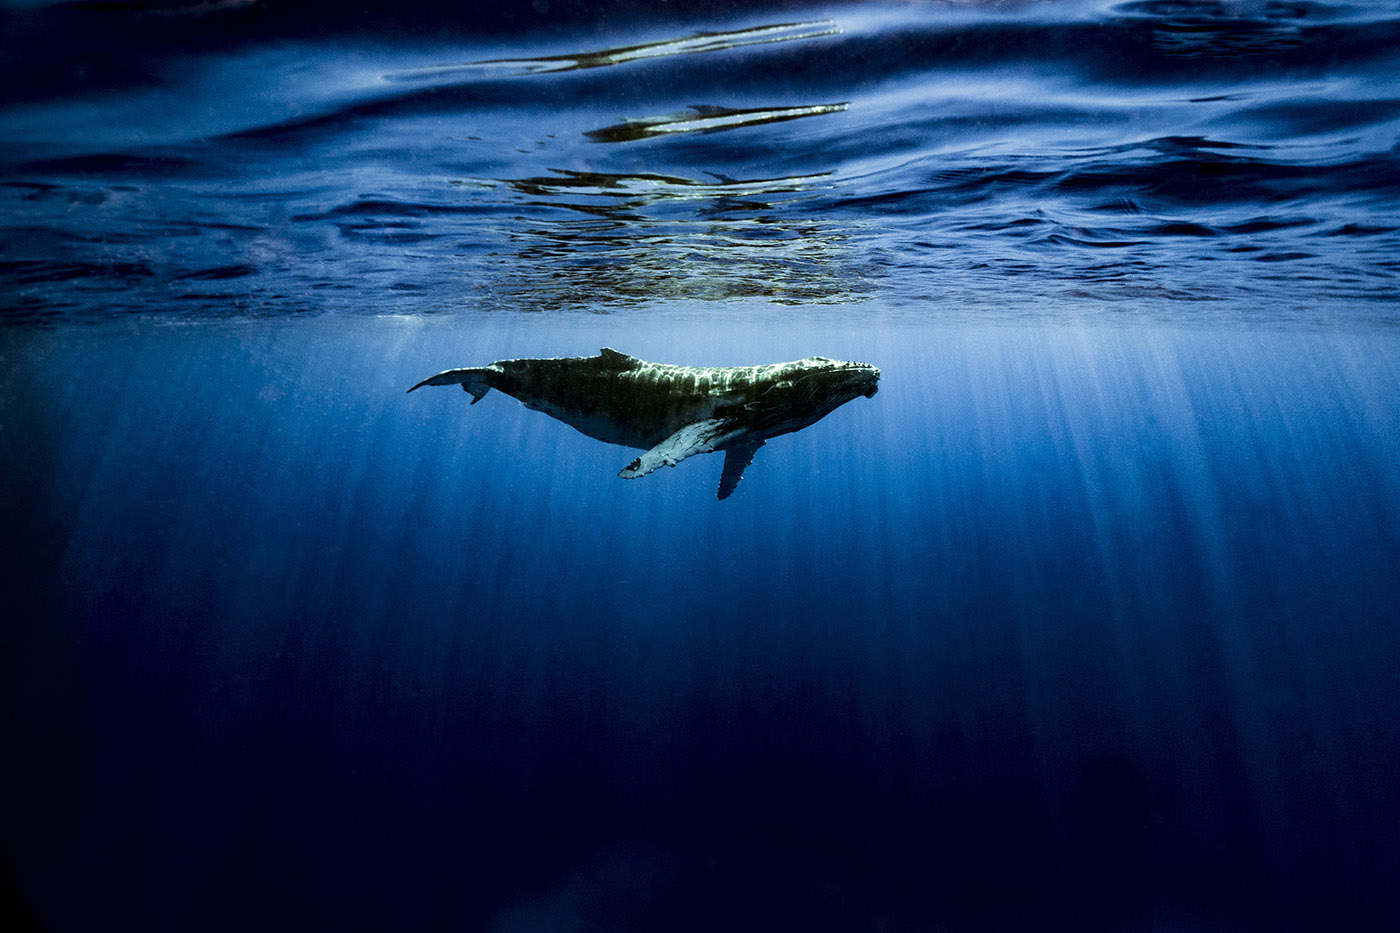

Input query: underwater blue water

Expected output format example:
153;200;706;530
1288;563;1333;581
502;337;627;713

3;1;1400;930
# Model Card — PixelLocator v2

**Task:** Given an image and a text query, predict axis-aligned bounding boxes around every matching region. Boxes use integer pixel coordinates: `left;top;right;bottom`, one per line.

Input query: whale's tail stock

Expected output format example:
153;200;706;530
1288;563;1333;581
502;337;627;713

406;367;497;404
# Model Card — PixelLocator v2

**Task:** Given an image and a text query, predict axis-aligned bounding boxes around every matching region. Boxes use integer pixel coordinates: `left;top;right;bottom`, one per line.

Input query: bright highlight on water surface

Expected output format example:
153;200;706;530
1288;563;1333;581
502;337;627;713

385;19;841;79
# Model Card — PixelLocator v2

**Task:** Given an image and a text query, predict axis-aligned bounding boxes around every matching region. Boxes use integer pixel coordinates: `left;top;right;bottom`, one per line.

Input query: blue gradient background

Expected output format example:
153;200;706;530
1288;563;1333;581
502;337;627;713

6;313;1400;929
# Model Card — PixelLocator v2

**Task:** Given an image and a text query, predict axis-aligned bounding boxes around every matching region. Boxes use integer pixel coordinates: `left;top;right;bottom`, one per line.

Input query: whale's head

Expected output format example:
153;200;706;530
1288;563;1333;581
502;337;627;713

747;356;880;437
799;356;880;401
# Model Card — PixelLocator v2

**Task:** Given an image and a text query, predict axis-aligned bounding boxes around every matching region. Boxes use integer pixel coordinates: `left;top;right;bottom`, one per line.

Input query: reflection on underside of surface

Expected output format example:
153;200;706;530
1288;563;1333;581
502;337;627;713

584;103;850;143
384;20;841;81
458;169;873;310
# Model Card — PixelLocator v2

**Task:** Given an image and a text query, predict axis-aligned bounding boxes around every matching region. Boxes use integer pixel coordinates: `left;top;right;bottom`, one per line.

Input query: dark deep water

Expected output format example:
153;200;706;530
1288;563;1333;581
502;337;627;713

3;1;1400;930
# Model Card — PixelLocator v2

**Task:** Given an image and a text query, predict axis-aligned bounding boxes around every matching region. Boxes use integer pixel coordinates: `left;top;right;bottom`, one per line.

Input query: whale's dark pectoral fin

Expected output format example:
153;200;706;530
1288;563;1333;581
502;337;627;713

718;439;764;500
619;418;740;480
407;367;495;403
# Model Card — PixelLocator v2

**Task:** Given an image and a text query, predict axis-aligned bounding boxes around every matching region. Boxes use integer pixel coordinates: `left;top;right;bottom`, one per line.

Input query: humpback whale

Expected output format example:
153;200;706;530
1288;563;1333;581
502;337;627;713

409;348;879;499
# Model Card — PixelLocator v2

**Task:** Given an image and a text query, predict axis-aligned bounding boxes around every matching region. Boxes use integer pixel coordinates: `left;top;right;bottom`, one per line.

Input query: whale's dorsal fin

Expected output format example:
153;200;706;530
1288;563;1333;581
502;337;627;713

618;418;744;480
718;439;764;500
598;348;642;369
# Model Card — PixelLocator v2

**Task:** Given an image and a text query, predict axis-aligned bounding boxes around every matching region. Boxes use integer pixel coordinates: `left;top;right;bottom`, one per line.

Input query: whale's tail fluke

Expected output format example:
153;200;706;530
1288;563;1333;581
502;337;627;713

407;367;497;404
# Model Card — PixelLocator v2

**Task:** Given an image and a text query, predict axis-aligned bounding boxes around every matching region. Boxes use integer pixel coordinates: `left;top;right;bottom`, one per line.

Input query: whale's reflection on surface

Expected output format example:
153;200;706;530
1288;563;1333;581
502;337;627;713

471;168;874;310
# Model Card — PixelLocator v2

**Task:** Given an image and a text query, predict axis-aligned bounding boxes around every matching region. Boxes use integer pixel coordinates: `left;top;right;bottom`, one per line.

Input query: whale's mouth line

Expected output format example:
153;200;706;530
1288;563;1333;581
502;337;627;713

828;365;881;395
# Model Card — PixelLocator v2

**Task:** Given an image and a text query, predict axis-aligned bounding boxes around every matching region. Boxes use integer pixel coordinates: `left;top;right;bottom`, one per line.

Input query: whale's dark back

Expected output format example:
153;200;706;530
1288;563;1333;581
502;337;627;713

487;353;752;448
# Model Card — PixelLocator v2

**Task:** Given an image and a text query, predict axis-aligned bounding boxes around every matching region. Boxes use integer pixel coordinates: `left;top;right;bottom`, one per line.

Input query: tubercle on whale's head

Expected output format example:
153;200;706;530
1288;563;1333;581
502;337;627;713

800;357;880;399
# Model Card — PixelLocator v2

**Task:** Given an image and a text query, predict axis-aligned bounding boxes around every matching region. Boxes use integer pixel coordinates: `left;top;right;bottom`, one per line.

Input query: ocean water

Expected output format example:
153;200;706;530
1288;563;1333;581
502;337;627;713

2;1;1399;930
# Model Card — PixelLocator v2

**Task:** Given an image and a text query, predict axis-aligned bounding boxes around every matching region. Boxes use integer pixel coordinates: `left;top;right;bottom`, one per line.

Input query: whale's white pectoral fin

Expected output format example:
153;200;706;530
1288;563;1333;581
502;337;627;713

619;418;741;479
717;439;764;500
